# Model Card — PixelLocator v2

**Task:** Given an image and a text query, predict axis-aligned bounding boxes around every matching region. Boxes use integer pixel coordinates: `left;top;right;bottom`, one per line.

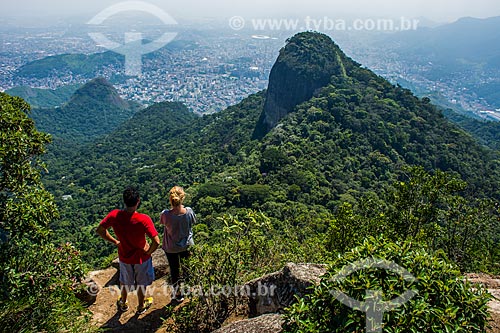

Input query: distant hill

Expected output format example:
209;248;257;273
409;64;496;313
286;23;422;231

14;39;199;81
390;16;500;70
15;51;123;80
30;77;140;142
5;84;80;108
383;16;500;108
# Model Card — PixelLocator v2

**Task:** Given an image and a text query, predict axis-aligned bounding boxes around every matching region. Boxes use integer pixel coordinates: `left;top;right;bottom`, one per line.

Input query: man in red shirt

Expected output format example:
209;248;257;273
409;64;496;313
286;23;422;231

97;187;160;314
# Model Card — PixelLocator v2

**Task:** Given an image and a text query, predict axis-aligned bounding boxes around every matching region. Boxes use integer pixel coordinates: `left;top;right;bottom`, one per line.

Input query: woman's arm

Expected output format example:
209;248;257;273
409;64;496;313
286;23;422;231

160;211;166;225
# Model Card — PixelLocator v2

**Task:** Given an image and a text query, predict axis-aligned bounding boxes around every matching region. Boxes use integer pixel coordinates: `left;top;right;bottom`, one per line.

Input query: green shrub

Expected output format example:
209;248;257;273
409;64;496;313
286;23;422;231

0;241;92;332
164;210;285;332
283;237;491;333
0;93;94;332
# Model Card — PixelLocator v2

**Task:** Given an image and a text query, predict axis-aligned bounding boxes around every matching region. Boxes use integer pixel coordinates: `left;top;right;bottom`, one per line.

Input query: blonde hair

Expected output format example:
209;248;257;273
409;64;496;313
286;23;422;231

169;186;185;207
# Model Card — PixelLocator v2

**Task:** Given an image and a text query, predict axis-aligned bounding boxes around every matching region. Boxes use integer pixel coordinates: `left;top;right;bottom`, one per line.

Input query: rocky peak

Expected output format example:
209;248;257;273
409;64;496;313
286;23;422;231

253;32;352;139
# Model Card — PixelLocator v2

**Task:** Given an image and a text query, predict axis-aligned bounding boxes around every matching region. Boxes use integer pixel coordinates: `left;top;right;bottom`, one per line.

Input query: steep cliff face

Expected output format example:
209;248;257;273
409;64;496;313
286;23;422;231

253;32;353;138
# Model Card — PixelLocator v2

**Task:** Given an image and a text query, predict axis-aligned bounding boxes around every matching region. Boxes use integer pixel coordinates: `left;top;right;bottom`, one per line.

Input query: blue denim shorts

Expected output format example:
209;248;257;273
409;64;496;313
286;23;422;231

119;257;155;286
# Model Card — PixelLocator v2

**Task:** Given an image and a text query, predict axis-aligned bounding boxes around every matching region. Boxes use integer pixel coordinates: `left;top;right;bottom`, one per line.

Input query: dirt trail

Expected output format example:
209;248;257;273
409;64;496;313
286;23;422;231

88;267;173;332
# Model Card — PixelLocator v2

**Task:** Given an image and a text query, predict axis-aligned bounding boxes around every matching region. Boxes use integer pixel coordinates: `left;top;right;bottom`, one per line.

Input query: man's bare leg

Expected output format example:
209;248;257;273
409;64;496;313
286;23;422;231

137;285;146;308
120;283;128;302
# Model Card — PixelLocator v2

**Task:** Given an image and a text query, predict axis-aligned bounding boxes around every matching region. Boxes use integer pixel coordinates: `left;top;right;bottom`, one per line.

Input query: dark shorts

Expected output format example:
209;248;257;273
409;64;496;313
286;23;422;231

119;257;154;286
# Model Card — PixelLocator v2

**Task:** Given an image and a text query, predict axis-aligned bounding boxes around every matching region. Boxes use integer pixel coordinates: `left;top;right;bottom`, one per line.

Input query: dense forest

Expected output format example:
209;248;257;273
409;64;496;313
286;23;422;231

1;31;499;332
39;32;500;270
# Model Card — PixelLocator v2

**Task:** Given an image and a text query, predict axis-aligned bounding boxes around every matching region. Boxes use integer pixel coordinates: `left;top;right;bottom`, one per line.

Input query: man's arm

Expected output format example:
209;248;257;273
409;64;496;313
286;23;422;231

144;235;160;256
96;225;120;247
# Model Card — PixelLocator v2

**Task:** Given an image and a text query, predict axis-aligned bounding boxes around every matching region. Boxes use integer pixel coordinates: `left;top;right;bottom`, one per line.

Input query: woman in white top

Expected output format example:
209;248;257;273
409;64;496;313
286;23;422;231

160;186;195;302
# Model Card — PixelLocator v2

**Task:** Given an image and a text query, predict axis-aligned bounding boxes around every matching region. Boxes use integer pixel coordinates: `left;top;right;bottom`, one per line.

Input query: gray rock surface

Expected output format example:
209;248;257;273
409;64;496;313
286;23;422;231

75;276;100;305
245;263;327;316
213;314;283;333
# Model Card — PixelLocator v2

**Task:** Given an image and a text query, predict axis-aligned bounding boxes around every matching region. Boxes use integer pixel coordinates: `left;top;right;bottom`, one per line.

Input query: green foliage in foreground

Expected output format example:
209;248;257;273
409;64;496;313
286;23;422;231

283;237;491;333
165;209;328;332
164;211;287;333
163;167;498;332
0;92;93;332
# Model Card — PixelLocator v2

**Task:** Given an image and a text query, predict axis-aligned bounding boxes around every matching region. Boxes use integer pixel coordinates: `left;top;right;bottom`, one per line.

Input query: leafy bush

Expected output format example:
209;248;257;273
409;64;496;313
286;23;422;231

0;240;91;332
386;167;500;272
283;237;491;333
164;211;287;332
0;93;93;332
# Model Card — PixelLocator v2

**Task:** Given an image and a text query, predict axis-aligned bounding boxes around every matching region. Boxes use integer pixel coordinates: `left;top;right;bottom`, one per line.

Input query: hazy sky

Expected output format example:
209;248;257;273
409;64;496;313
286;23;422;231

2;0;500;23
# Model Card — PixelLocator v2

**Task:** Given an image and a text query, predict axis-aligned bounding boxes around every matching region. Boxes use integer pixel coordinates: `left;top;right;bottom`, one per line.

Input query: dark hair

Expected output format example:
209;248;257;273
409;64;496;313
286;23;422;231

123;187;140;207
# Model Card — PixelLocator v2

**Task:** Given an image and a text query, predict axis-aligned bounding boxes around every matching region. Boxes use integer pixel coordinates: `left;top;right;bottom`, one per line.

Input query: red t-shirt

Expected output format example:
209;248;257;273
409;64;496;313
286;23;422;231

100;209;158;264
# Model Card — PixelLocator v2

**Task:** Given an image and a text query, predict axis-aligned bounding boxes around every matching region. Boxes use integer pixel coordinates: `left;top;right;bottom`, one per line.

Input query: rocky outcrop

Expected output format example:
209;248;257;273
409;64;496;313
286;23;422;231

213;314;284;333
253;32;352;138
84;259;500;333
214;263;327;333
76;276;101;305
245;263;327;316
466;273;500;332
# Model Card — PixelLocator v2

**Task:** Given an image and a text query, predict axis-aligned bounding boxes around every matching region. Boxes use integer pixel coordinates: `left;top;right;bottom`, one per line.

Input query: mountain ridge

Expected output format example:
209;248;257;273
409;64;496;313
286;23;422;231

5;84;80;108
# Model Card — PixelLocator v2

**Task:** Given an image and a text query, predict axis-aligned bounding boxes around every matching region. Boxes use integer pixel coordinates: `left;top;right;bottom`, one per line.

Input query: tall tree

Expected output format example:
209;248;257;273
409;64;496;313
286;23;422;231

0;92;92;332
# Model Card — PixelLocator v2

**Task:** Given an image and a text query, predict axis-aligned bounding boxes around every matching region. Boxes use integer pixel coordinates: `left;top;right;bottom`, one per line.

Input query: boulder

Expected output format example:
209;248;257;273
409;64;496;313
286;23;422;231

245;263;327;316
151;249;169;279
213;314;283;333
75;277;100;305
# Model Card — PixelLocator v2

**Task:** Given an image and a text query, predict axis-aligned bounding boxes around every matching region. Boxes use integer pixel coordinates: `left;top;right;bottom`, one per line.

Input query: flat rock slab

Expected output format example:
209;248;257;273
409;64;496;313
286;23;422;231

213;314;283;333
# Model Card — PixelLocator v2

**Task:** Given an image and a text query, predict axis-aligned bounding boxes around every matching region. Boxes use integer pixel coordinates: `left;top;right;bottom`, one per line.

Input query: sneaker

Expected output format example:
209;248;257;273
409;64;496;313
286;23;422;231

175;296;185;303
116;297;129;312
137;297;153;315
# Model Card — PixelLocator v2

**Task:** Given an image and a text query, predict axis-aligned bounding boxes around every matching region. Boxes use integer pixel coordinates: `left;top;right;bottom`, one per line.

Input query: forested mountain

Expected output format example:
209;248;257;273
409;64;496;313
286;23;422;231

41;32;500;270
254;33;352;137
30;77;140;142
14;39;199;81
5;84;80;108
